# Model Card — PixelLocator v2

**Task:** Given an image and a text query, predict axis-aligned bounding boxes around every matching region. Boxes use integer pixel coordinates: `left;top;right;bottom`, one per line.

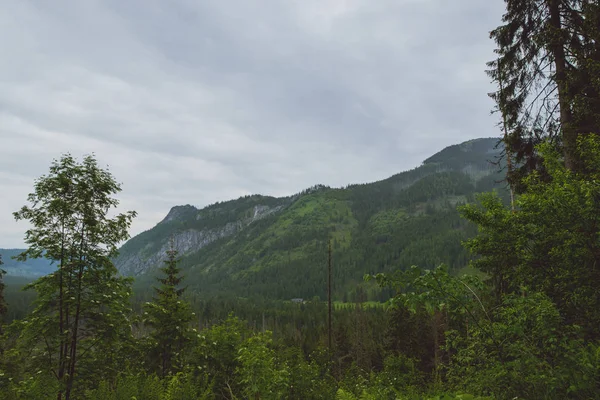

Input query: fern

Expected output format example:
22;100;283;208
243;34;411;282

336;388;357;400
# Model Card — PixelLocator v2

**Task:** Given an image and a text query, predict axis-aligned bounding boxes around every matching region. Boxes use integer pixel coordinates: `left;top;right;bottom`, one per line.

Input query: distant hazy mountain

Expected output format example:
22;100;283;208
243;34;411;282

114;137;507;301
0;249;55;277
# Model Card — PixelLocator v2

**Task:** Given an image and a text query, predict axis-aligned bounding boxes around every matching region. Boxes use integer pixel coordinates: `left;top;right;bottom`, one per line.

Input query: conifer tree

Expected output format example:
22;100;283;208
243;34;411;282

488;0;600;185
144;239;194;377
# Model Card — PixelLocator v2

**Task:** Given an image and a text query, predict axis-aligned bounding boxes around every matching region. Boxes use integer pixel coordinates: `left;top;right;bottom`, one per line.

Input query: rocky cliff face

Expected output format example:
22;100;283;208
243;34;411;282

114;199;289;276
115;225;236;275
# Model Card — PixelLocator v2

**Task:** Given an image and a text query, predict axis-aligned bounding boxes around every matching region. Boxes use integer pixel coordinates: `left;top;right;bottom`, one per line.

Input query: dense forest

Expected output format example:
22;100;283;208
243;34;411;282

2;1;600;399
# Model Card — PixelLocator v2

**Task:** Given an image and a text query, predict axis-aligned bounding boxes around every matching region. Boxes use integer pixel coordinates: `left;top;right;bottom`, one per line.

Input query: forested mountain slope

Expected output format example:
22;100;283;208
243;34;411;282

116;137;507;300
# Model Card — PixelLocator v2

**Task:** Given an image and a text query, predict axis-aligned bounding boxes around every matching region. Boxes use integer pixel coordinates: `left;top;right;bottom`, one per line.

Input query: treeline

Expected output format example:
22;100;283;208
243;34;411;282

2;142;600;399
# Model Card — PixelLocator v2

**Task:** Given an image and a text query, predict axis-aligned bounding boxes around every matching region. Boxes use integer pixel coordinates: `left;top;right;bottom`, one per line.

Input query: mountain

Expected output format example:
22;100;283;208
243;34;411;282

115;137;507;301
0;249;55;277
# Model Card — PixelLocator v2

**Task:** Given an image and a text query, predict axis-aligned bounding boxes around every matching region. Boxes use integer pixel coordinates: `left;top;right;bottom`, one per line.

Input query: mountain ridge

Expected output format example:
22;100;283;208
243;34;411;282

114;137;506;301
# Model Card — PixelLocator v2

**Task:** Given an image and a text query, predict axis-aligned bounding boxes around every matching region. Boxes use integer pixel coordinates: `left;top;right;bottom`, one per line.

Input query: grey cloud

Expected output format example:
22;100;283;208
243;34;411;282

1;0;506;247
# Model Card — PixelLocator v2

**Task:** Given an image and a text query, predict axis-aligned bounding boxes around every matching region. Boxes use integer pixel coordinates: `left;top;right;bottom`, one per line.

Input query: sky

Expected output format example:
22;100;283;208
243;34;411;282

1;0;506;248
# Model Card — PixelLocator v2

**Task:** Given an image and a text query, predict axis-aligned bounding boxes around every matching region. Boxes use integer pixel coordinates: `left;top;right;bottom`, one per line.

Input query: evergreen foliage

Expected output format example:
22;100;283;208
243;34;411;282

488;0;600;185
143;240;194;377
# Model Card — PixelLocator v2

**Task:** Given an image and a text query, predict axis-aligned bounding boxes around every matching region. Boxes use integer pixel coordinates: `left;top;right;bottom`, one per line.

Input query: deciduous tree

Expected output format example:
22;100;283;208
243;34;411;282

461;136;600;339
13;154;136;399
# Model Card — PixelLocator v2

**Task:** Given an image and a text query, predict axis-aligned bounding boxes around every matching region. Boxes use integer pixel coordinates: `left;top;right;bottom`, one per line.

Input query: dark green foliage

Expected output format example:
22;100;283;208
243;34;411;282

461;136;600;338
488;0;600;184
371;263;600;400
487;0;558;186
445;293;600;400
1;276;36;323
9;154;137;399
423;138;502;173
190;314;248;397
83;372;213;400
236;331;290;399
143;243;194;377
283;347;337;400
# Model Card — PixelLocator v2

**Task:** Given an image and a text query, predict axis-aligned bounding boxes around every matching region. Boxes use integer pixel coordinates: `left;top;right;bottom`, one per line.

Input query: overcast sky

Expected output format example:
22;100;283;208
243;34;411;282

1;0;506;248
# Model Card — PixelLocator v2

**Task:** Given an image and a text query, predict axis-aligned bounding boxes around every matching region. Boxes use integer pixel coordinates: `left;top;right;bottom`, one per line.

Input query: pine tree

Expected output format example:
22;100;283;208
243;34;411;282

143;239;194;377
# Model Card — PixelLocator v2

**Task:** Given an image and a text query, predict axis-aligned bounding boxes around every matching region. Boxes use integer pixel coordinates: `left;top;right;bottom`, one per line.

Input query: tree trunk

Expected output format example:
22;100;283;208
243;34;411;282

56;229;66;400
66;225;87;400
65;261;85;400
498;63;516;212
547;0;577;170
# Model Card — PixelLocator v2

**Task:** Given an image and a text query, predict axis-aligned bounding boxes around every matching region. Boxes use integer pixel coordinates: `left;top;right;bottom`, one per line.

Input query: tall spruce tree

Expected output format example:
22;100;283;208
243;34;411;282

143;239;194;378
13;154;137;399
488;0;600;187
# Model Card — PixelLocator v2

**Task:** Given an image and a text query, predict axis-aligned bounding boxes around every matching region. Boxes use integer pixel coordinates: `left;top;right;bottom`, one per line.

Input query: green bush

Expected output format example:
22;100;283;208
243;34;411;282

445;293;599;399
